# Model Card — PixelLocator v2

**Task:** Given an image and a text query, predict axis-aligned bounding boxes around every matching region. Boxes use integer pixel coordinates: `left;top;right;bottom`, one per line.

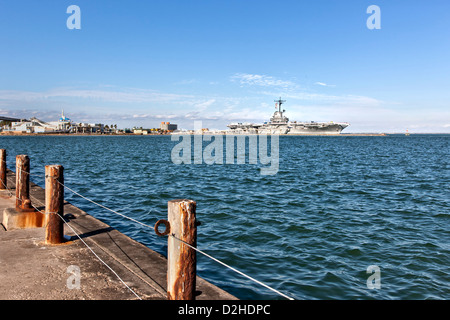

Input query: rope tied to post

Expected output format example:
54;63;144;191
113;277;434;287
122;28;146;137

59;181;295;300
0;152;295;300
0;162;144;300
154;221;295;301
58;181;295;300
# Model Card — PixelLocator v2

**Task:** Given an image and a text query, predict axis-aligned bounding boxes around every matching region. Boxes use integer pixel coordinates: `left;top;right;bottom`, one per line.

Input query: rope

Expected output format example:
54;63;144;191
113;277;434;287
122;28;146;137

1;169;47;215
55;180;155;230
170;234;295;300
10;163;44;178
54;212;142;300
1;162;295;300
0;170;142;300
56;180;295;300
0;179;13;198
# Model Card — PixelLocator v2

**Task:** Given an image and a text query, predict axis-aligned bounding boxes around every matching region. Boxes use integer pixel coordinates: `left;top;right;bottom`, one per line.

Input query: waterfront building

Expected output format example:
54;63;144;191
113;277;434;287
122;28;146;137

1;110;105;134
71;123;104;134
160;122;178;131
7;118;60;133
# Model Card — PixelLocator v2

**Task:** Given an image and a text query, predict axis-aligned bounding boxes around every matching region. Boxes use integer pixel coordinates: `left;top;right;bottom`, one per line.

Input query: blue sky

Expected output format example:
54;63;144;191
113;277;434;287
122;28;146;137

0;0;449;132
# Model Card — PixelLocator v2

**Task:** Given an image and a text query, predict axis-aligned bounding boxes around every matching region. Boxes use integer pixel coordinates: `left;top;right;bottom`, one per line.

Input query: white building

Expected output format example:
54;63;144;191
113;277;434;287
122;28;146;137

3;110;108;134
6;111;71;133
71;123;104;133
10;121;35;133
7;119;53;133
47;110;71;132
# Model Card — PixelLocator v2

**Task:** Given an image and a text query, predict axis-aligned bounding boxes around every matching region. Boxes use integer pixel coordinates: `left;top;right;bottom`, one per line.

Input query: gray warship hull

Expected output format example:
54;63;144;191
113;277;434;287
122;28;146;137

227;98;349;135
287;122;349;134
227;122;349;135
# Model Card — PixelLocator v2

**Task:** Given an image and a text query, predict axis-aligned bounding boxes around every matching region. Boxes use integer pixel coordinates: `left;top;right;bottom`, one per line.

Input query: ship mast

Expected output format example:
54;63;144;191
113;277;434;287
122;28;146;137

274;97;286;113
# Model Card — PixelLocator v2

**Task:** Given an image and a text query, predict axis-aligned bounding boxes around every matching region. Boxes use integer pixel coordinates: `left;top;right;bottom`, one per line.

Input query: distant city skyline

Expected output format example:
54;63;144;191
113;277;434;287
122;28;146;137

1;0;449;132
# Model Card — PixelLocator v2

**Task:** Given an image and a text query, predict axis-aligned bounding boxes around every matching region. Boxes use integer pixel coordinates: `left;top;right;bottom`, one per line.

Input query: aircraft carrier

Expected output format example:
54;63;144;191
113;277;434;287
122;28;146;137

227;98;349;135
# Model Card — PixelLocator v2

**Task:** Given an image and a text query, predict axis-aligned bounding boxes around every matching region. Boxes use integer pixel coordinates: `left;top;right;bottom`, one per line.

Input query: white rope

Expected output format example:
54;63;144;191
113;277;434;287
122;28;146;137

55;180;155;230
58;180;295;300
170;234;295;300
0;179;13;197
54;212;142;300
1;169;46;213
0;171;142;300
3;164;295;300
12;162;44;178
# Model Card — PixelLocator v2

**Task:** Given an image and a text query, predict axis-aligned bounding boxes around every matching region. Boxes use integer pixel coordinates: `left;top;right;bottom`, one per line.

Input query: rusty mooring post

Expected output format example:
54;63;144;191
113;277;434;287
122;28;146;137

15;155;34;212
45;165;64;244
167;199;197;300
0;149;6;190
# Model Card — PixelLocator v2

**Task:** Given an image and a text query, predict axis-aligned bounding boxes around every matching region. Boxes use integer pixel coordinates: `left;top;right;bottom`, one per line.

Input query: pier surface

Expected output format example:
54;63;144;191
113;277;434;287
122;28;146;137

0;171;236;300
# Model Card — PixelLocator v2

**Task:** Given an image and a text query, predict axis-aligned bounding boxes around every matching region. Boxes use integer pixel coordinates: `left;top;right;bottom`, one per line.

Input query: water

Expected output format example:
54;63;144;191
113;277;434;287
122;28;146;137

1;134;449;300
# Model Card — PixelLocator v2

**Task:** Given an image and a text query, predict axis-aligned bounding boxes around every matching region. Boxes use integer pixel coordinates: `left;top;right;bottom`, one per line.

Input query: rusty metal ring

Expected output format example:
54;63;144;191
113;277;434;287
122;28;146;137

154;219;171;236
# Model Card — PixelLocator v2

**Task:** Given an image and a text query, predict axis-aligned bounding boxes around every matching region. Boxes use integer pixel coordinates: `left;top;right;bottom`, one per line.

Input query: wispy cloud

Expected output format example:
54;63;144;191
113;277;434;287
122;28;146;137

258;90;384;108
1;78;445;133
314;82;336;87
230;73;298;90
231;74;382;108
194;99;216;111
174;79;198;85
0;87;194;104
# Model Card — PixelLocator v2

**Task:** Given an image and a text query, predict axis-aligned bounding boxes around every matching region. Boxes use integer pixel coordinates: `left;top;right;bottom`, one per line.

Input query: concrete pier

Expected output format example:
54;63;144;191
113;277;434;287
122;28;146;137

0;170;236;300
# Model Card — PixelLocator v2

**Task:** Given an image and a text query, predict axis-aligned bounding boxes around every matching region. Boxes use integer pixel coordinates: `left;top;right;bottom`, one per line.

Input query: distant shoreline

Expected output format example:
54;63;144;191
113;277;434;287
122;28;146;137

1;132;449;137
0;132;166;137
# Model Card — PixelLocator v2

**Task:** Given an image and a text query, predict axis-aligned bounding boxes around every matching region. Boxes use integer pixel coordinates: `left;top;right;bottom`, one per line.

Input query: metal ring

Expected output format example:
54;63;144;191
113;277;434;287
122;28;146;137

154;219;171;236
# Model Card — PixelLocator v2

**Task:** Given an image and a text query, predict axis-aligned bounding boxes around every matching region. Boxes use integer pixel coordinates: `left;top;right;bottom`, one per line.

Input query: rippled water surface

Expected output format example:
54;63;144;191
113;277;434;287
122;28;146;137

1;135;449;299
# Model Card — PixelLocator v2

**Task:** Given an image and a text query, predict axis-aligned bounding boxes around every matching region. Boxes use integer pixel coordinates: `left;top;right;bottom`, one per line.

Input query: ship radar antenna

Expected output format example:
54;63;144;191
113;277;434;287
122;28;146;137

274;97;286;113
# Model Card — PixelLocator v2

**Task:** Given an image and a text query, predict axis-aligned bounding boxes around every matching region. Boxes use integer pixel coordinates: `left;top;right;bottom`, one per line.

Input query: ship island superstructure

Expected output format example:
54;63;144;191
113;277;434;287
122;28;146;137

227;98;349;135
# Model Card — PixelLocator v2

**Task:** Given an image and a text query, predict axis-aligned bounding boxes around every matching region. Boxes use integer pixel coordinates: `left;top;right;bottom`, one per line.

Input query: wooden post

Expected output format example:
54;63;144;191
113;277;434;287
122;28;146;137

167;199;197;300
45;165;64;244
15;155;34;212
0;149;6;190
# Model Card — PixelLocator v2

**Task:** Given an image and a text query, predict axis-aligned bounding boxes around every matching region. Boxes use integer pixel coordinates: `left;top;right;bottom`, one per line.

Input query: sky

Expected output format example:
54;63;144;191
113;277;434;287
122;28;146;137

0;0;449;132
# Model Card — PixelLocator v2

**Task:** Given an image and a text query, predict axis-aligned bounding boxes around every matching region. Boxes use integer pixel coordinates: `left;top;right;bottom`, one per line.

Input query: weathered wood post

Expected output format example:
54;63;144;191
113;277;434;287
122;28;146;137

15;155;34;212
0;149;6;189
45;165;64;244
167;199;197;300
